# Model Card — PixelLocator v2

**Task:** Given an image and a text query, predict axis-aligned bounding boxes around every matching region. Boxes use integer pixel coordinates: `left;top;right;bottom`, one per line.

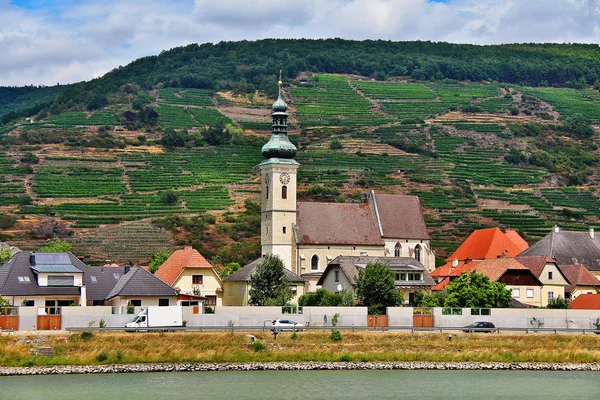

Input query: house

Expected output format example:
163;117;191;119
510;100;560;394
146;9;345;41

515;256;569;306
258;80;435;292
154;246;223;307
519;226;600;280
568;293;600;310
0;252;86;309
558;264;600;300
430;227;529;290
222;257;306;306
0;252;177;309
85;265;177;307
472;258;543;307
316;256;435;304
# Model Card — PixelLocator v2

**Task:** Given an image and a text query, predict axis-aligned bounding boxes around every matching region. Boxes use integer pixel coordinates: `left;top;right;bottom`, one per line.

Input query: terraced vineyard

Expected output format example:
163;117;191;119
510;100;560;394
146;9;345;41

290;74;393;128
158;88;214;106
37;111;118;127
352;81;437;100
515;86;600;122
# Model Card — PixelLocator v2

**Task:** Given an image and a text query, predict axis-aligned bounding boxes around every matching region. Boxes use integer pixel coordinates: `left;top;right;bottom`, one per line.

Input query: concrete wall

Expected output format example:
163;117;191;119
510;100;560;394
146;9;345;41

387;307;414;326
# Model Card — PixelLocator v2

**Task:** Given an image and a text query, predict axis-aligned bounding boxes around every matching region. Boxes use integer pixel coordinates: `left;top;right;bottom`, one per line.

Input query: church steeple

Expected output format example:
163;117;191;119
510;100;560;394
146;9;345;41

261;72;297;161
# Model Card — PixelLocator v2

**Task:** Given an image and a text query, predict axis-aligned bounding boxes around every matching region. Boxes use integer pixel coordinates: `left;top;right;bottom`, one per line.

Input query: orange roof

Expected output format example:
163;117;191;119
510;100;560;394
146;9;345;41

569;294;600;310
446;228;529;262
432;277;450;291
473;258;531;282
154;246;214;286
448;260;480;277
559;264;600;293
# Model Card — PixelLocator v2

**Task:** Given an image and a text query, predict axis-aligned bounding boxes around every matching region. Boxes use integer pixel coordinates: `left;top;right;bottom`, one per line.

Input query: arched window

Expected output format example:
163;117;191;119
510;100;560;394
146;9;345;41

394;243;401;257
311;254;319;270
414;245;422;262
282;185;287;199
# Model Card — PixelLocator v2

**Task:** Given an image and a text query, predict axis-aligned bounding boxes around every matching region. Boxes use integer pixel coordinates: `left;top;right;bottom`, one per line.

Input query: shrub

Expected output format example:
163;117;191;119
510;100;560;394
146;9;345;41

330;139;343;150
329;330;342;341
80;331;94;341
96;350;108;362
250;341;265;352
339;353;352;362
20;153;39;164
291;332;298;340
99;319;106;329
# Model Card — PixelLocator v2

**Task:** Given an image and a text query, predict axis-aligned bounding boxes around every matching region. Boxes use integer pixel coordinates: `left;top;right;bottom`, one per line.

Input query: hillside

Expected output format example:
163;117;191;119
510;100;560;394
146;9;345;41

1;39;600;266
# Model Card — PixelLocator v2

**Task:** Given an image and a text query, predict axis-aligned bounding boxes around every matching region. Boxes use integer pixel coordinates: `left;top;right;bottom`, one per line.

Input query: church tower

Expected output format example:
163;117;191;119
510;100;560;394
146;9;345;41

260;75;299;271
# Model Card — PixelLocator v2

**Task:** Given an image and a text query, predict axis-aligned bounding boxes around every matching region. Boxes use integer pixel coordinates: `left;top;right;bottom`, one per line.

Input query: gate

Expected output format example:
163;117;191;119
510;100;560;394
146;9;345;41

0;307;18;330
37;307;61;330
413;307;433;328
367;314;388;327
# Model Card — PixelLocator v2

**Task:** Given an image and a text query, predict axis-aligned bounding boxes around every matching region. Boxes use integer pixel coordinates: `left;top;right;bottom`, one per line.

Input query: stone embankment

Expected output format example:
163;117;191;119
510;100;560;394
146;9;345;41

1;361;599;376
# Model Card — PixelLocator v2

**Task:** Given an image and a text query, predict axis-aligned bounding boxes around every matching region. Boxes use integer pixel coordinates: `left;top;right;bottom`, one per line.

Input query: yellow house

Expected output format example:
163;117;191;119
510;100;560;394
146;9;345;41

517;256;569;306
558;264;600;300
155;246;223;307
222;257;306;306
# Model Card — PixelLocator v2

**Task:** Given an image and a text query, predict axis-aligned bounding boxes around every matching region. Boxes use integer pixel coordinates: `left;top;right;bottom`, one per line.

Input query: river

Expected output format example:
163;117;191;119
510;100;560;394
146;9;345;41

2;370;599;399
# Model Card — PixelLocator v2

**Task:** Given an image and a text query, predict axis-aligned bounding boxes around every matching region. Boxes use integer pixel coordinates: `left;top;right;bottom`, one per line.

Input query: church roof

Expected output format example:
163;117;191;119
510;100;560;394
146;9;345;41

519;228;600;271
295;202;384;245
373;193;430;239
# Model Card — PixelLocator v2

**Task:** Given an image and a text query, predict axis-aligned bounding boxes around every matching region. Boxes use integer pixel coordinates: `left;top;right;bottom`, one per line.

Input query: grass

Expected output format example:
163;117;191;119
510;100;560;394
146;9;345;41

1;331;599;367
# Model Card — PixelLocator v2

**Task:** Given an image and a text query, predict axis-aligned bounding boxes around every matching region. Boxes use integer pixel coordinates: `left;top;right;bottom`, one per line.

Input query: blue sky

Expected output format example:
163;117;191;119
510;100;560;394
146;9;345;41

0;0;599;86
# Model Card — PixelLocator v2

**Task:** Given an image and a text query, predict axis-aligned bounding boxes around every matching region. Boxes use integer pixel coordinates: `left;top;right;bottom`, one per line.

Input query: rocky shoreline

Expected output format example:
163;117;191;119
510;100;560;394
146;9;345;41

1;361;599;376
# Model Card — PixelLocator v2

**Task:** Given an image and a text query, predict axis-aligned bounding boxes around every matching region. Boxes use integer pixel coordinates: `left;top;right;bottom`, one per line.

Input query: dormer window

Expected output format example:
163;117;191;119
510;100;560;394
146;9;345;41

48;275;74;286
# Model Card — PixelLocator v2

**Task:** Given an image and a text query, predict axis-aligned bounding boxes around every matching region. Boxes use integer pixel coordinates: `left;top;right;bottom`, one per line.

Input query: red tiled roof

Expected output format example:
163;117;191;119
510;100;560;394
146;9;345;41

154;247;214;286
373;193;430;239
432;277;450;291
446;228;528;262
559;264;600;293
504;230;529;252
514;255;554;278
296;202;383;245
569;294;600;309
448;260;480;277
473;258;531;282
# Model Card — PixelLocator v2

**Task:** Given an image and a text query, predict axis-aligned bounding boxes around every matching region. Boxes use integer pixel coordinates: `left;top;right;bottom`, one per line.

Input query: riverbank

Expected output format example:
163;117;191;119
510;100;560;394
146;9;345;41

1;331;599;369
2;360;600;376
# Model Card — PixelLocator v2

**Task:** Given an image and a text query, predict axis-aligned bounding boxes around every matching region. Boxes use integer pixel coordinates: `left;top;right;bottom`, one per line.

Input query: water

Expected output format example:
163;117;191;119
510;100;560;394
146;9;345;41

2;370;599;400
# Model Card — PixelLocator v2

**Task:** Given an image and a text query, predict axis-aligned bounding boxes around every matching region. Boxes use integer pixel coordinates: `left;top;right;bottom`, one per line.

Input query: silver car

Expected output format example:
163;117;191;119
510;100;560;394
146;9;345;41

271;319;305;332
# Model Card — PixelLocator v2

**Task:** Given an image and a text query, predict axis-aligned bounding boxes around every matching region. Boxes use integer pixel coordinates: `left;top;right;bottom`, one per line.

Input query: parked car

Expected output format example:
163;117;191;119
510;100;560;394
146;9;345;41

271;319;305;332
463;321;496;333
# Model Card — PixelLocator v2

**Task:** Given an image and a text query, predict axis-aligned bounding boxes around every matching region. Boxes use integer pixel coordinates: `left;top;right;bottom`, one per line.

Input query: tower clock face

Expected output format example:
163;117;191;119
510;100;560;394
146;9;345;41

279;173;290;185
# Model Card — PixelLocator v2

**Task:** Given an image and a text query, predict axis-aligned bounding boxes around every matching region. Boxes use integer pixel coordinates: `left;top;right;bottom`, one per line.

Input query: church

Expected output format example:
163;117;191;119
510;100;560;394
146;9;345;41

258;79;435;292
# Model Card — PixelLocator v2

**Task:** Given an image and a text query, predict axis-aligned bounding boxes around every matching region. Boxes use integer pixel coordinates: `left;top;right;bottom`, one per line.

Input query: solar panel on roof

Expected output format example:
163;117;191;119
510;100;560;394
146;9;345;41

34;253;71;265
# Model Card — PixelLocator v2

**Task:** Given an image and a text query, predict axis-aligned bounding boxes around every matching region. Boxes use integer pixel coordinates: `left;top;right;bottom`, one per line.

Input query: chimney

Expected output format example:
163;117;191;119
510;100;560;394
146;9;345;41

554;225;560;233
452;258;458;268
590;228;595;239
29;252;35;266
124;265;131;274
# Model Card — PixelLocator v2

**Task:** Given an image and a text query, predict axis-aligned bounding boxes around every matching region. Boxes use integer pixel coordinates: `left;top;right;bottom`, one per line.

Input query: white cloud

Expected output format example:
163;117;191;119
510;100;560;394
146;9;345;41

0;0;599;86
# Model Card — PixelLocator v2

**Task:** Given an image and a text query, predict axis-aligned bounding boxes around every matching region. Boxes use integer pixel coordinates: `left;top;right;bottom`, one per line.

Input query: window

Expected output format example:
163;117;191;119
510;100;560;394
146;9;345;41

548;291;554;303
548;271;553;280
394;243;401;257
414;245;422;262
181;301;199;307
395;273;400;281
158;298;170;307
400;273;406;281
17;276;30;283
282;185;287;199
266;186;269;199
512;288;520;298
334;271;339;282
311;255;319;270
527;288;534;298
22;300;35;307
283;226;286;234
130;299;142;307
192;275;203;285
48;275;75;286
205;295;217;306
90;276;97;282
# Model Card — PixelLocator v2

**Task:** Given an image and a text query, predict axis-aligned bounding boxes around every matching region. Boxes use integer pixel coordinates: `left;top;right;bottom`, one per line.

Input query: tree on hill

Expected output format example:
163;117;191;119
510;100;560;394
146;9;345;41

148;251;172;274
249;254;292;306
355;262;402;314
444;271;512;308
39;239;72;253
217;262;241;279
161;128;186;147
0;248;12;265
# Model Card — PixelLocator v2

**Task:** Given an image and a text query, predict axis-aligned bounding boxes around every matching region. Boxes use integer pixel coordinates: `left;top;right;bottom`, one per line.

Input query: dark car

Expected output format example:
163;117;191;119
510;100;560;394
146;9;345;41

463;321;496;333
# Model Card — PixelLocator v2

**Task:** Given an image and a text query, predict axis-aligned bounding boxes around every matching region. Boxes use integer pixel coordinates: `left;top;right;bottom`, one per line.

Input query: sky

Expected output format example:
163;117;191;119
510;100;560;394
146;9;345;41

0;0;599;87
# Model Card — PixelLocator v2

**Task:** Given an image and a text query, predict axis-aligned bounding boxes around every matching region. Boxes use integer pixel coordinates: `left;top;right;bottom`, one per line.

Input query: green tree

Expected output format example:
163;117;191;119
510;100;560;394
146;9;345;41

355;262;402;314
0;296;10;309
444;271;512;308
160;190;179;206
201;120;230;146
0;248;12;265
148;251;172;274
546;296;569;309
414;290;447;307
39;239;72;253
249;254;292;306
161;128;185;147
218;262;242;279
564;113;594;137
